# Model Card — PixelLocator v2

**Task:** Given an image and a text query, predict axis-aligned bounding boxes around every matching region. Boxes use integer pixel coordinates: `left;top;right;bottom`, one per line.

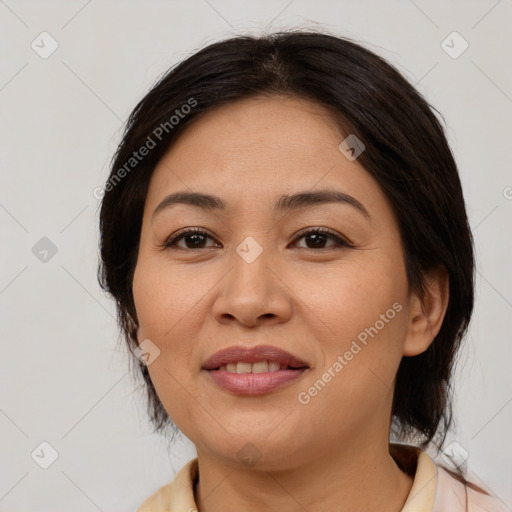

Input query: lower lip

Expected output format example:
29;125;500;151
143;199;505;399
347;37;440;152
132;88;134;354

204;368;308;395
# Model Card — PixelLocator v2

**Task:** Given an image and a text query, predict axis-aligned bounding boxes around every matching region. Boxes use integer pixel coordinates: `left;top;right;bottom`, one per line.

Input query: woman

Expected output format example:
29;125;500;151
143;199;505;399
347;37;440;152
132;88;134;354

98;30;506;511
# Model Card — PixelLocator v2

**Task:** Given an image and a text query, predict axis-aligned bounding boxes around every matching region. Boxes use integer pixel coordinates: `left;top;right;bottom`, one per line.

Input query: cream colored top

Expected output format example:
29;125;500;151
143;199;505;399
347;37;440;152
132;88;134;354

138;446;507;511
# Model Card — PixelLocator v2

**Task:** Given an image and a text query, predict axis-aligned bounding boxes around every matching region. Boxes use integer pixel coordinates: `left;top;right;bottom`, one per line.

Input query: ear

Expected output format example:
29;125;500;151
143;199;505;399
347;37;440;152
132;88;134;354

403;265;450;357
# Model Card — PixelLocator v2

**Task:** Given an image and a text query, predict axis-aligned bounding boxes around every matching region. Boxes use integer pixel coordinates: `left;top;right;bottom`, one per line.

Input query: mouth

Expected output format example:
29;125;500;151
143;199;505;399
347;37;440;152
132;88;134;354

212;361;307;373
202;345;310;395
202;344;309;371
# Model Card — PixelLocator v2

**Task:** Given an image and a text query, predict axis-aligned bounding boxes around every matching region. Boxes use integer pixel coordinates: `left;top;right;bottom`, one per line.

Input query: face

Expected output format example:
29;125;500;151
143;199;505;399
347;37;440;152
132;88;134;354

132;95;417;469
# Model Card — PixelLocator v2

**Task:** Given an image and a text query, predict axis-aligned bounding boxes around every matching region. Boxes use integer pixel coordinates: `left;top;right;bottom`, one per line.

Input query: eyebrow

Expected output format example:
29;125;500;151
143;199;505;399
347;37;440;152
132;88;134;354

152;189;371;221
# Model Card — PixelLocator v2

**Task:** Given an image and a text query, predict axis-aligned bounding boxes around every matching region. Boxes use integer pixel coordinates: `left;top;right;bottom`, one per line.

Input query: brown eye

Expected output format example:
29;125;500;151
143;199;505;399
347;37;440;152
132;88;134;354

164;228;219;250
292;228;352;250
162;227;352;251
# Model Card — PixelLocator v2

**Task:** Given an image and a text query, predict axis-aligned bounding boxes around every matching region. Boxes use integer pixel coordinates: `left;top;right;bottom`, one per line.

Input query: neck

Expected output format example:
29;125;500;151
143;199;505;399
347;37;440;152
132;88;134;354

194;441;414;512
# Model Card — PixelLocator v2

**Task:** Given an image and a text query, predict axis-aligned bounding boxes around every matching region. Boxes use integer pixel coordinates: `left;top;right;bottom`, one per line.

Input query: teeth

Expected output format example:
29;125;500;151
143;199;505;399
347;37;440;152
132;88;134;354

236;362;252;374
269;361;281;372
217;360;288;373
252;361;268;373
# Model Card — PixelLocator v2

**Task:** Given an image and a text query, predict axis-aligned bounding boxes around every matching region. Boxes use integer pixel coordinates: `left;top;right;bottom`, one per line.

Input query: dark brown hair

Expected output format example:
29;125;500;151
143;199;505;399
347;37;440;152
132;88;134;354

98;30;475;450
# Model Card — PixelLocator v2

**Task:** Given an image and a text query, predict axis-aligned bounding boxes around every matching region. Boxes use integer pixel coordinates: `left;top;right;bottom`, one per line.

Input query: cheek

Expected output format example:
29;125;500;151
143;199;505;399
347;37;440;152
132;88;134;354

310;253;408;346
132;259;204;430
132;256;209;342
131;258;199;399
299;256;408;407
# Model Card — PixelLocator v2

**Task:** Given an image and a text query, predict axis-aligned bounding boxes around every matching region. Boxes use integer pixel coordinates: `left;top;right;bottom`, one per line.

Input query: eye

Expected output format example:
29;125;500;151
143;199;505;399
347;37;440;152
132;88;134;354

163;228;219;250
161;227;353;251
291;227;353;250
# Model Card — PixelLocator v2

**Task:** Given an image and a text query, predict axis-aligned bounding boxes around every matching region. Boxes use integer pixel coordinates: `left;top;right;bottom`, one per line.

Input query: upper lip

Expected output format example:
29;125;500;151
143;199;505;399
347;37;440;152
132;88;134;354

202;345;309;370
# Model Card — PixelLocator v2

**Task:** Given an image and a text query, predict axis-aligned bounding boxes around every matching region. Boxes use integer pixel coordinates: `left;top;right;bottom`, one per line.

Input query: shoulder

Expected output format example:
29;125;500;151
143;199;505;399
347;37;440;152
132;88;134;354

433;465;508;512
136;458;199;512
137;482;173;512
395;444;507;512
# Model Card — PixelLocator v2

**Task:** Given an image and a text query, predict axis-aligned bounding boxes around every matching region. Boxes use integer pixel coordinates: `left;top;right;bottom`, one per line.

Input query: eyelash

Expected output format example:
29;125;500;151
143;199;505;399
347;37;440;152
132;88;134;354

161;227;354;251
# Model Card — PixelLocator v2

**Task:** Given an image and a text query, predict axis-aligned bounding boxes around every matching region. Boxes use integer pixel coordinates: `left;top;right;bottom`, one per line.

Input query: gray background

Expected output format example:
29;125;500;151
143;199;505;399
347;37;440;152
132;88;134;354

0;0;511;510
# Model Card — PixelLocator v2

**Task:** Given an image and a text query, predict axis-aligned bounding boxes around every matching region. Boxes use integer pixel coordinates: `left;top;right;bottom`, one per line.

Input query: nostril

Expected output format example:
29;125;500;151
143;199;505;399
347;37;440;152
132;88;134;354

259;313;276;320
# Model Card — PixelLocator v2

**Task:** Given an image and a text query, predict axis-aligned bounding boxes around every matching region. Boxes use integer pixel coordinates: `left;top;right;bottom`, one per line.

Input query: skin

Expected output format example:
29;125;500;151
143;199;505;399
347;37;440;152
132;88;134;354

132;95;449;512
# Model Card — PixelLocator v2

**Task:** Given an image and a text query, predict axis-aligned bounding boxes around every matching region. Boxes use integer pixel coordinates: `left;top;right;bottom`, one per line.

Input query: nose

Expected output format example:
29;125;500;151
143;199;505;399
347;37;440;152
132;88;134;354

212;243;293;328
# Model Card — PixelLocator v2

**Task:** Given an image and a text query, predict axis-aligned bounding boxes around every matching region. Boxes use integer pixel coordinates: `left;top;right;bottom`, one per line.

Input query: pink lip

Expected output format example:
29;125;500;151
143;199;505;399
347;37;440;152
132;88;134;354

202;344;309;370
205;368;308;395
202;344;310;396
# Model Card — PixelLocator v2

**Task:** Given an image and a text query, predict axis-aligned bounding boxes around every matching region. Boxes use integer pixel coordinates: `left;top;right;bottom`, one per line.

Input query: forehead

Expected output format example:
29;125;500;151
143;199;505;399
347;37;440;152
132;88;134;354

160;95;345;167
144;95;390;222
